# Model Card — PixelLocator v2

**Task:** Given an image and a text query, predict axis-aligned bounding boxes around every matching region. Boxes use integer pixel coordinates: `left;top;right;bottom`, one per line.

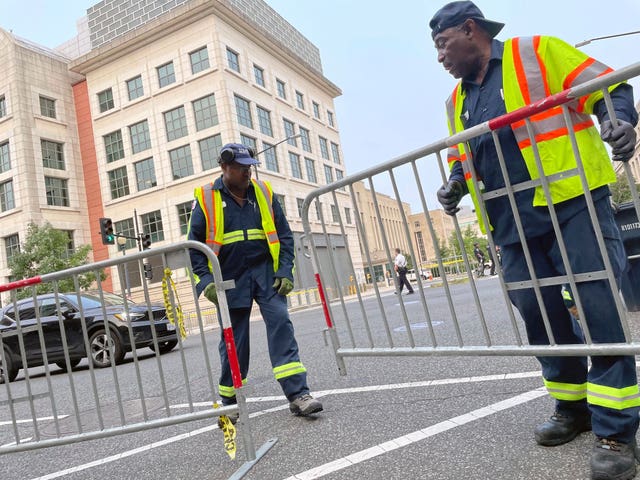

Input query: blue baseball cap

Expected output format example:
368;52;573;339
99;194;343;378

219;143;259;166
429;1;504;39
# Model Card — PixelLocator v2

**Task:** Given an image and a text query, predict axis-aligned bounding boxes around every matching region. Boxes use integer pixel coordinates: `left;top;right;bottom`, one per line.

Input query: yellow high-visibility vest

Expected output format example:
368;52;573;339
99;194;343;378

446;36;620;232
193;179;281;272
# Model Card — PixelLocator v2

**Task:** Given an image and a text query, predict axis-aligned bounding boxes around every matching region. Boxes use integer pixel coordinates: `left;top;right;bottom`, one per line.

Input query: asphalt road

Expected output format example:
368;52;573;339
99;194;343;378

2;276;639;480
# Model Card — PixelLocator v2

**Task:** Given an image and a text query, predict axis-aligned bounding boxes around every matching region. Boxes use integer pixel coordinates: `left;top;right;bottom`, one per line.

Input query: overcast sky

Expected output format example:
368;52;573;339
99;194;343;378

3;0;640;210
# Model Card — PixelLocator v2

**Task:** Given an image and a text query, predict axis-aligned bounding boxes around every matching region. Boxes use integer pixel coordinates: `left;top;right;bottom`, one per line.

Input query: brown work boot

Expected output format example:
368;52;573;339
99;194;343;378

591;438;638;480
289;394;323;416
534;411;591;446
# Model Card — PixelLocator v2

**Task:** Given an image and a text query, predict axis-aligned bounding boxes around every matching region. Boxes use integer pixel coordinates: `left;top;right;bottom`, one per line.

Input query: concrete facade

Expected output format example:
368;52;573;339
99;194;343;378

0;0;360;304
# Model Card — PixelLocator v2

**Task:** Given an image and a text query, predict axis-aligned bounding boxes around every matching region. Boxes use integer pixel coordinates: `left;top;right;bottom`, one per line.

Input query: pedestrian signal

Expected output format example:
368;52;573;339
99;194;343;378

141;234;151;250
99;218;115;245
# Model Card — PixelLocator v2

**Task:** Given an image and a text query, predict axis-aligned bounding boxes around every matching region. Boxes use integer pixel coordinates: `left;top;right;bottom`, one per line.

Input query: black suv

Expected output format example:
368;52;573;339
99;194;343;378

0;292;178;383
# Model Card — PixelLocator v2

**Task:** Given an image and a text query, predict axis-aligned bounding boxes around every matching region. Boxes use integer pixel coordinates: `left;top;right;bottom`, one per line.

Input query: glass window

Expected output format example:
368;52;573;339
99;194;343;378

198;134;222;171
134;157;157;191
331;142;341;164
44;176;69;206
327;110;335;127
239;135;257;157
108;167;129;199
344;207;352;224
0;95;6;117
114;218;136;249
299;127;311;152
140;210;164;242
319;136;329;160
331;204;340;223
276;194;286;216
192;94;218;131
39;96;56;118
289;152;301;179
336;169;344;182
4;233;20;264
129;120;151;154
103;130;124;163
257;106;273;136
190;46;210;74
234;95;253;129
312;101;320;119
0;141;10;173
164;106;188;141
157;62;175;88
169;145;193;180
262;142;278;172
97;88;114;113
305;158;316;183
253;64;265;87
276;79;286;99
283;119;296;146
324;165;334;184
296;198;304;217
126;75;144;101
295;91;305;110
41;140;65;170
226;47;240;72
315;201;322;221
177;201;192;235
0;180;15;211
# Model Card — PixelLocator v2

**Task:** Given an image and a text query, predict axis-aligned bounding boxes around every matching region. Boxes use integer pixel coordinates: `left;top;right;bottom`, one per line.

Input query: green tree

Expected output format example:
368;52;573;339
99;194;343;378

8;222;102;298
610;172;638;205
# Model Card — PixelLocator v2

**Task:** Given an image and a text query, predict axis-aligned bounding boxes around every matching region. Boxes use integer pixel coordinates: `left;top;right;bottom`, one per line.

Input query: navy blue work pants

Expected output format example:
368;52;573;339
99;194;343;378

501;197;639;443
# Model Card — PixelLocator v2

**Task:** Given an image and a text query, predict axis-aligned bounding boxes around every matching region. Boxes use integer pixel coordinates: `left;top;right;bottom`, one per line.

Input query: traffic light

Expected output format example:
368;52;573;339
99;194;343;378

99;217;115;245
143;263;153;280
141;234;151;250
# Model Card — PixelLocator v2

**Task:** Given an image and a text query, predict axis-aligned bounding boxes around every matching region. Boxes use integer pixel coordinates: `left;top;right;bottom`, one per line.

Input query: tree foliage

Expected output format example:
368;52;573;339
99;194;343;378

8;222;102;298
610;173;635;205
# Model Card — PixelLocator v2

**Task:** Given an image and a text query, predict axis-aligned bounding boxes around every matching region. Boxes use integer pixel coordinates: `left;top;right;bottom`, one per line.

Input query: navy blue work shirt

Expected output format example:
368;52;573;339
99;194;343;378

187;176;295;304
448;39;637;246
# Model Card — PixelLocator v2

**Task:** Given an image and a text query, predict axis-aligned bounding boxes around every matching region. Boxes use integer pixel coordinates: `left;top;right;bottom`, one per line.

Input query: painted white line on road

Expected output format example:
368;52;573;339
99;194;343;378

27;371;542;480
282;387;548;480
0;415;68;426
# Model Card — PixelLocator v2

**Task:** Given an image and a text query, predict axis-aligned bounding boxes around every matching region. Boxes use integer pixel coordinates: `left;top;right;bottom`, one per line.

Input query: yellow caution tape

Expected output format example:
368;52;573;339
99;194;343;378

213;402;237;460
161;267;187;340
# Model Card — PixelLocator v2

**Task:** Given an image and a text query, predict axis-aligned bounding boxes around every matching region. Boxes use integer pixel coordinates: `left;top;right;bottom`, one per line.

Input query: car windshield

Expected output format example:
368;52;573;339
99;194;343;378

75;292;127;309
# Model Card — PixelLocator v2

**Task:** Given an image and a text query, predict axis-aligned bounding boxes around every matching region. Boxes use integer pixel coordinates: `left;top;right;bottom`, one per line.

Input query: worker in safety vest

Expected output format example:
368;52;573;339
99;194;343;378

187;143;322;420
430;2;638;479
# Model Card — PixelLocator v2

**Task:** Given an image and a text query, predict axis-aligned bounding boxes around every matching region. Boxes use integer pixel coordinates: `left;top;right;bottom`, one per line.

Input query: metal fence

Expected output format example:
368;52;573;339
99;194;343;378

0;241;275;478
301;62;640;375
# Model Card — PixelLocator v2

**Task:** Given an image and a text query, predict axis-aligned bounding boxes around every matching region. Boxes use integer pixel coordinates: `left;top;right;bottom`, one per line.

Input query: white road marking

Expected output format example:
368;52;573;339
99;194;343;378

0;415;68;426
281;388;548;480
26;371;543;480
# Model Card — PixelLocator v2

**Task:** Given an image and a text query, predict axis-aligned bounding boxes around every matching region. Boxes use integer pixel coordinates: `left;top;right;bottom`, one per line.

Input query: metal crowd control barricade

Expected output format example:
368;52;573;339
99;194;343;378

0;240;275;479
302;62;640;376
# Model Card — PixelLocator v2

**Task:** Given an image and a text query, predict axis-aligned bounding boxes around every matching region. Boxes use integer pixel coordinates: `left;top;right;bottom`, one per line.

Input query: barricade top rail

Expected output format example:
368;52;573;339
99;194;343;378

301;60;640;234
0;240;211;293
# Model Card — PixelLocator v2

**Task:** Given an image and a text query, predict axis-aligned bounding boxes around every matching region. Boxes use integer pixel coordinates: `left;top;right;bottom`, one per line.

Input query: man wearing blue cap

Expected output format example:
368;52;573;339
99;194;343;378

430;2;638;479
187;143;322;421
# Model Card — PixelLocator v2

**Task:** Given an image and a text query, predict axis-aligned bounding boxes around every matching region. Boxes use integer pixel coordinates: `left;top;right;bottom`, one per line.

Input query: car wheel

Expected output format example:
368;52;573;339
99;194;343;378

55;358;82;372
149;339;178;354
89;328;124;368
0;347;18;383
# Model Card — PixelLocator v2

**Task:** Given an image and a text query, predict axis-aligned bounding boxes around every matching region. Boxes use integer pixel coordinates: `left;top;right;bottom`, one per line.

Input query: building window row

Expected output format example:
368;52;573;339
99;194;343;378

224;45;335;129
97;45;212;113
0;95;6;118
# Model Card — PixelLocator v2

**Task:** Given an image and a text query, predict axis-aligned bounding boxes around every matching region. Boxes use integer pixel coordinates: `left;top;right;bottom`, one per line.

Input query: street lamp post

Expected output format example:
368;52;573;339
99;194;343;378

116;236;131;298
252;134;302;179
575;30;640;48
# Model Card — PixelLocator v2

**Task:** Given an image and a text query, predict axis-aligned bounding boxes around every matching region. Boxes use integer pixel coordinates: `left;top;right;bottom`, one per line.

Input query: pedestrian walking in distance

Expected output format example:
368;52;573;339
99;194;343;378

394;248;415;295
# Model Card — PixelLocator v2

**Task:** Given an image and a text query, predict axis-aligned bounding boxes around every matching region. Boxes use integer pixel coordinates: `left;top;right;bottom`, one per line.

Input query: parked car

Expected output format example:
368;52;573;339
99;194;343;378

407;269;432;282
0;292;178;383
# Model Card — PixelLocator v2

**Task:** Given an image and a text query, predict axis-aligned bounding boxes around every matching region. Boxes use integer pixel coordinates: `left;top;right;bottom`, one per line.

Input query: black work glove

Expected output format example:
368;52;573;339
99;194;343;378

437;180;465;216
600;120;636;162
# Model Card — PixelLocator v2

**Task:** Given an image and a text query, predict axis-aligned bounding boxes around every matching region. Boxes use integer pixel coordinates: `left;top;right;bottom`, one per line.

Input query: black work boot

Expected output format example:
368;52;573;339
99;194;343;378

591;438;638;480
534;411;591;446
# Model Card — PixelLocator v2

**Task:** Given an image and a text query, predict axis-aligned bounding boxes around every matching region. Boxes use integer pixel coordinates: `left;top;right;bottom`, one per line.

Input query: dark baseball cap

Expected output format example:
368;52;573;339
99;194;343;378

219;143;259;166
429;1;504;39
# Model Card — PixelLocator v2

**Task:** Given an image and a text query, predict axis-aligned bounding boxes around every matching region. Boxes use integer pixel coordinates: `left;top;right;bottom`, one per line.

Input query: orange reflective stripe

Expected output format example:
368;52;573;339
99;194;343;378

564;57;595;90
512;37;529;105
517;119;594;149
533;36;550;98
266;231;279;244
